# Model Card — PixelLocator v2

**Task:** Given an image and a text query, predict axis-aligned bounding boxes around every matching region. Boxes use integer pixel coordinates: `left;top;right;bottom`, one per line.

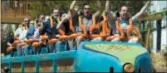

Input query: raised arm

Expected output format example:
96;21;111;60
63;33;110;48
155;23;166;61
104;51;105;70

132;1;151;21
105;0;110;13
68;0;77;17
92;0;103;24
104;0;115;21
102;0;111;20
57;0;77;29
56;15;70;29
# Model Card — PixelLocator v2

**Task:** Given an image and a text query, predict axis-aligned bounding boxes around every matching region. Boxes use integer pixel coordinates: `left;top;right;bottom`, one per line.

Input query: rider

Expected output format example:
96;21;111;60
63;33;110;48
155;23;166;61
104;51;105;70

108;1;151;42
14;17;29;56
56;0;78;51
40;8;61;53
6;31;15;57
100;0;113;41
24;14;45;55
76;1;102;48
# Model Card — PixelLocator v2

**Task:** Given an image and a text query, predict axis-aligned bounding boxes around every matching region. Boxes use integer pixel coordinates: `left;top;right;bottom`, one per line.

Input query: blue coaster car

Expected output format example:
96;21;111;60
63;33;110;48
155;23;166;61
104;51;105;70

1;41;153;73
74;41;153;72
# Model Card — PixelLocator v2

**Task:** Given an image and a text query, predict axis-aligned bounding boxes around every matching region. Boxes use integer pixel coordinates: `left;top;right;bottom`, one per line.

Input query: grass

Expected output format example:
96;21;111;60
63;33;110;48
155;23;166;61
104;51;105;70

151;52;167;72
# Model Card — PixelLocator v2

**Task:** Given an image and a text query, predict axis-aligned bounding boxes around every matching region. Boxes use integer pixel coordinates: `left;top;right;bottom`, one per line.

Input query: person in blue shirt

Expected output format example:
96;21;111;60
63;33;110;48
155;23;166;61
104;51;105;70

22;20;35;55
26;21;35;39
40;9;60;38
26;14;45;39
39;8;61;53
23;14;46;55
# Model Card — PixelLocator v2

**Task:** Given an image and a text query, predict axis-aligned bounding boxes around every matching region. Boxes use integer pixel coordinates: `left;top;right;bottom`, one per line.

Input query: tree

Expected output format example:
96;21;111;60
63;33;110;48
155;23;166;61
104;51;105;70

28;0;146;18
28;0;72;18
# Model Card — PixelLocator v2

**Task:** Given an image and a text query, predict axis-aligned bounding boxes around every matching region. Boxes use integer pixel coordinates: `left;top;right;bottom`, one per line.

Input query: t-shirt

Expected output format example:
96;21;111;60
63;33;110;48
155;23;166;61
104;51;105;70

110;16;137;34
7;35;14;44
118;16;137;30
14;27;22;37
40;19;59;38
61;20;74;35
59;15;79;35
79;16;93;31
26;24;35;39
33;28;40;39
19;29;28;41
14;27;28;41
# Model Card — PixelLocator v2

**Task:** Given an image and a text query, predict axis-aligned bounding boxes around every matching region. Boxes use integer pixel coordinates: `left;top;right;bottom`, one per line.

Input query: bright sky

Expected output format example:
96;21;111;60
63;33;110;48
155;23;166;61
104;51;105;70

150;1;167;12
151;1;167;51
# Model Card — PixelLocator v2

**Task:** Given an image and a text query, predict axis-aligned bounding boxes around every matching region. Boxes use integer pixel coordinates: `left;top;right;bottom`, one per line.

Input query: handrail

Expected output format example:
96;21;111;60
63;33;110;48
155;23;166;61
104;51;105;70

141;10;167;21
2;50;76;64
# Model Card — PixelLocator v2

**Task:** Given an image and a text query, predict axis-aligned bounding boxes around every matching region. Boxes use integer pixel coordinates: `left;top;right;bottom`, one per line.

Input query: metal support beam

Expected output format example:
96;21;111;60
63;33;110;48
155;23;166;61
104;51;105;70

52;60;57;73
35;61;40;73
21;62;25;73
156;20;162;52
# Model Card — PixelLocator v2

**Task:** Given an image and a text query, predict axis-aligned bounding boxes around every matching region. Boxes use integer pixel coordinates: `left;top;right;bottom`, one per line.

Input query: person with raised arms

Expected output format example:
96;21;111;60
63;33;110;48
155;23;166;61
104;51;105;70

76;1;103;48
107;1;151;42
55;0;78;51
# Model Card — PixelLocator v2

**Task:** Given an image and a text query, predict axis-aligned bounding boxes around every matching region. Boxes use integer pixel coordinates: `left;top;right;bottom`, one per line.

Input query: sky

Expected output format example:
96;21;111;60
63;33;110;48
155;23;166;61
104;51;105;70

150;1;167;12
151;1;167;52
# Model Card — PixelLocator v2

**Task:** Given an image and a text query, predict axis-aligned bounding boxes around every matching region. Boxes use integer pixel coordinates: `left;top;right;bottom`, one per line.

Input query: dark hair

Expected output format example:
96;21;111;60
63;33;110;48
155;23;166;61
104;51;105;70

36;19;39;23
116;11;120;17
78;10;84;16
120;5;129;11
37;14;44;18
8;31;14;37
53;8;59;11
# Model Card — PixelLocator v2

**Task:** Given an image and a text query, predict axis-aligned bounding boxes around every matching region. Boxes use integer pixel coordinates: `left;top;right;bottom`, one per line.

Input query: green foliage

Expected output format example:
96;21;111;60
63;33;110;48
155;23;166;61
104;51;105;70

29;1;72;18
164;46;167;56
28;0;146;18
1;24;16;54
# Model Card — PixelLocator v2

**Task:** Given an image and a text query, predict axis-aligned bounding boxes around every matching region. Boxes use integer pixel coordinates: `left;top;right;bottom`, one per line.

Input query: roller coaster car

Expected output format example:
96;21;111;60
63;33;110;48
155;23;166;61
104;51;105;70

2;42;153;73
74;42;153;72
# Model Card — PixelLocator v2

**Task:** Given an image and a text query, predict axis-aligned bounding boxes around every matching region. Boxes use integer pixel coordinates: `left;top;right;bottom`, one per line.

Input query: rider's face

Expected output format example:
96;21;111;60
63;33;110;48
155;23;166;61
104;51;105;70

120;6;129;19
39;15;45;22
23;18;29;26
53;9;60;19
84;7;91;17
